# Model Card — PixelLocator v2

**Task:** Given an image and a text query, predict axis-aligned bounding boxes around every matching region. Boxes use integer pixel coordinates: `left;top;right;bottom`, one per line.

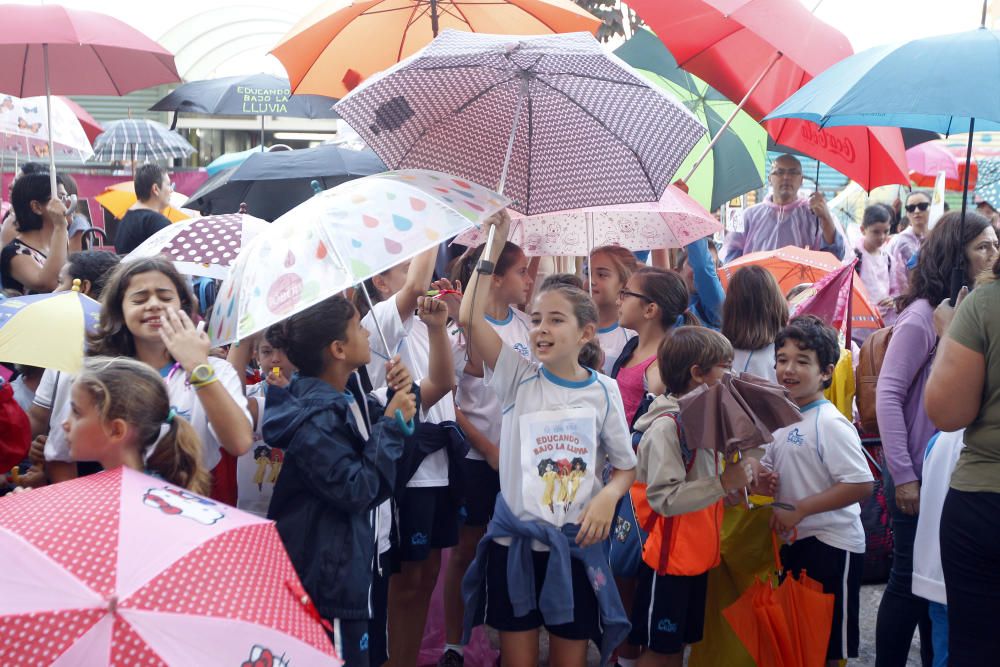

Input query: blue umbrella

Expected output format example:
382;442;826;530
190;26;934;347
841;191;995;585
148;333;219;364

205;147;260;175
764;7;998;299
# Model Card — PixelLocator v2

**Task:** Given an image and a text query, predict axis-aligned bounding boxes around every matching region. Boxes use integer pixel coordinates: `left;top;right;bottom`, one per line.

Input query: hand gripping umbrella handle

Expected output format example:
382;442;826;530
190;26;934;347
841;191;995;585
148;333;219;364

395;408;415;436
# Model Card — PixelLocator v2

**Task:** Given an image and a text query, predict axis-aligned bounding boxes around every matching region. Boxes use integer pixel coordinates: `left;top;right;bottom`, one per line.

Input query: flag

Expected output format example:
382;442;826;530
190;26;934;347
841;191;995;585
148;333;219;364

929;170;946;230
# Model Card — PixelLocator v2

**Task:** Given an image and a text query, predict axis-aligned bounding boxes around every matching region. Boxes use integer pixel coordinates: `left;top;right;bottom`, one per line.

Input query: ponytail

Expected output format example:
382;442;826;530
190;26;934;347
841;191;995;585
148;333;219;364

578;339;604;372
679;309;700;327
145;417;211;495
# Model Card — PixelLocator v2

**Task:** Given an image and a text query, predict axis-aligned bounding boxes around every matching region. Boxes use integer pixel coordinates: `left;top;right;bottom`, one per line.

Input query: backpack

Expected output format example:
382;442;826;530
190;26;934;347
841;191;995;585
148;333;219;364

855;326;894;434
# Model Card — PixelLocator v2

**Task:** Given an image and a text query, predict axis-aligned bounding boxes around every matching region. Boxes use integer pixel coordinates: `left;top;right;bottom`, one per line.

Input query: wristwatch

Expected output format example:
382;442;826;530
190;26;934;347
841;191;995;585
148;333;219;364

189;363;217;389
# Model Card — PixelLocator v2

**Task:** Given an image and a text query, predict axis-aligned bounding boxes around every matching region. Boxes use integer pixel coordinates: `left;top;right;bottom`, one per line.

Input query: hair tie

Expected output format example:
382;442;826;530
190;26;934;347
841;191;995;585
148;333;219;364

165;408;176;424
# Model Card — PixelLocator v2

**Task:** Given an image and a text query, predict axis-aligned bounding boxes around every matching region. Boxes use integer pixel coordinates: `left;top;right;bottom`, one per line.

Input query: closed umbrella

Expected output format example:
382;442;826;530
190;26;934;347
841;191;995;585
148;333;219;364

91;118;195;163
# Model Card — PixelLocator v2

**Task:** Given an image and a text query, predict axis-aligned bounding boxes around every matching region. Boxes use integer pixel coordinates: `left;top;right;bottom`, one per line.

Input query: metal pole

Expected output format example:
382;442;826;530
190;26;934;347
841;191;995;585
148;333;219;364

43;44;57;198
260;115;265;151
430;0;440;37
951;117;976;304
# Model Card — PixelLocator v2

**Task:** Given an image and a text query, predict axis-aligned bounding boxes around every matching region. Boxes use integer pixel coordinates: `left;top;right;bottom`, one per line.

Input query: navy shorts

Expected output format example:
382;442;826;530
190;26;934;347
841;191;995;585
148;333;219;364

629;565;708;655
326;551;391;667
328;619;369;667
481;540;599;640
780;536;863;661
460;458;500;527
396;486;460;562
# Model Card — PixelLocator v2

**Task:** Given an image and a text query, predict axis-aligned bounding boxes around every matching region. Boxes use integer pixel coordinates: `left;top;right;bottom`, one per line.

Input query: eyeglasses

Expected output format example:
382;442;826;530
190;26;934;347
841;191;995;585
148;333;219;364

905;202;930;213
618;289;651;302
770;169;802;178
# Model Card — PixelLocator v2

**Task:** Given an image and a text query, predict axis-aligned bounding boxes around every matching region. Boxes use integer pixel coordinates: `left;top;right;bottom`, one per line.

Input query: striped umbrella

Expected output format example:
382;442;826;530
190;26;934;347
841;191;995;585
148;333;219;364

91;118;194;162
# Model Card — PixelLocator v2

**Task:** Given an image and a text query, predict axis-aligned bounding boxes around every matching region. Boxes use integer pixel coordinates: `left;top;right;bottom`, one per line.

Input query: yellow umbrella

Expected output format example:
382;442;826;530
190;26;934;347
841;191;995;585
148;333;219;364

95;181;193;223
0;281;101;373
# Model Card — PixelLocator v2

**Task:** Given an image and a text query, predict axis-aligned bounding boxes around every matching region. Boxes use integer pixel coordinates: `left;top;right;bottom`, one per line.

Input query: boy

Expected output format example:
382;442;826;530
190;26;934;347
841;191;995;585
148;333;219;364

629;326;755;667
760;315;875;666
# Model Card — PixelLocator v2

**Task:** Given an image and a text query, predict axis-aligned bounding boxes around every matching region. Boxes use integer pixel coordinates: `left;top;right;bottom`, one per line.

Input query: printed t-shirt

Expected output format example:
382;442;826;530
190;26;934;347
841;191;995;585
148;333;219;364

363;293;454;488
761;399;874;553
33;368;73;462
597;323;636;375
455;307;532;461
235;383;279;517
732;345;777;383
488;344;636;531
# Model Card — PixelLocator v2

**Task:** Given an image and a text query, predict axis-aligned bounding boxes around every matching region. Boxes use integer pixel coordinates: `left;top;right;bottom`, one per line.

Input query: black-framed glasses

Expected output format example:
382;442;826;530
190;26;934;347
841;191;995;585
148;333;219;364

905;202;930;213
618;289;651;303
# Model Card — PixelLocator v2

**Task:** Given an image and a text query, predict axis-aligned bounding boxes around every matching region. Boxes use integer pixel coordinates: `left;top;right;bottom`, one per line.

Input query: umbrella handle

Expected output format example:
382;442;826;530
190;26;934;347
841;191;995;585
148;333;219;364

395;408;415;436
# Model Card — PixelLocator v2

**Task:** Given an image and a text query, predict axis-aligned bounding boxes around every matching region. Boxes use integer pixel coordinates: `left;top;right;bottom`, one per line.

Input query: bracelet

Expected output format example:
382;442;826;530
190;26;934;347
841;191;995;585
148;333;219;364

192;377;218;390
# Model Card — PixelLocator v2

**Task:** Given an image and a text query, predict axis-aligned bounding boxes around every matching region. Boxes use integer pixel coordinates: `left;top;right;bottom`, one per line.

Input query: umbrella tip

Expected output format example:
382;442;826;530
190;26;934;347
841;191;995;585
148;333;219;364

71;278;81;293
238;202;248;214
310;180;323;195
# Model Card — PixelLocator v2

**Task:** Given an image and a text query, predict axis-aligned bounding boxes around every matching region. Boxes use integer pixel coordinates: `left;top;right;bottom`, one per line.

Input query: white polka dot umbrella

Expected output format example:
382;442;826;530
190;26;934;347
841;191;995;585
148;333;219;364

0;467;341;665
122;213;269;280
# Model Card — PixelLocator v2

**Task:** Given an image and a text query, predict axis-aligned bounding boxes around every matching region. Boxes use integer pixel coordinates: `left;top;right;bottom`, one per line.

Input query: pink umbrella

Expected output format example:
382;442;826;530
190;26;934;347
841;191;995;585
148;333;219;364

906;141;977;190
0;4;180;195
0;467;341;665
453;184;722;256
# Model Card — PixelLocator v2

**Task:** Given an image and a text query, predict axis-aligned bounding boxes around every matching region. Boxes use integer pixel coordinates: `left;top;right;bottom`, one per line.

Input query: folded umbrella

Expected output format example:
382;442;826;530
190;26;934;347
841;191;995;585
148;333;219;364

0;281;100;373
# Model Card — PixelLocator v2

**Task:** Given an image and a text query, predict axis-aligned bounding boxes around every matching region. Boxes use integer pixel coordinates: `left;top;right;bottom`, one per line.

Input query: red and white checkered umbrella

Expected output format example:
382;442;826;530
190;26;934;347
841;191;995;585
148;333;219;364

0;467;340;666
123;213;269;279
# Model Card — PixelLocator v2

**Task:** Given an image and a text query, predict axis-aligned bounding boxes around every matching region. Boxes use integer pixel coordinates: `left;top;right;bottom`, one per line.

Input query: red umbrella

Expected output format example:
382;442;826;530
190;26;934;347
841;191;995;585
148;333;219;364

907;141;978;190
629;0;908;190
59;97;103;143
0;4;180;193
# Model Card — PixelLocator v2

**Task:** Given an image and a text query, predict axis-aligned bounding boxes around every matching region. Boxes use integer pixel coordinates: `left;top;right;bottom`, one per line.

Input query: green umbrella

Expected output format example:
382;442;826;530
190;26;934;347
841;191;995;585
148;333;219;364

615;29;767;212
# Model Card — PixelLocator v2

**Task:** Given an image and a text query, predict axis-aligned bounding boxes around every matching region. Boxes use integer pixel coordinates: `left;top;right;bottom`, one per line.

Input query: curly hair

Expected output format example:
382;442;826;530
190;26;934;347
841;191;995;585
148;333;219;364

774;315;840;389
897;211;991;312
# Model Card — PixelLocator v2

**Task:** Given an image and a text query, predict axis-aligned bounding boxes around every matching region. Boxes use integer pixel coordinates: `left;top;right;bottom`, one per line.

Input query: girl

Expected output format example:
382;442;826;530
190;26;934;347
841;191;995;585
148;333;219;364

459;212;637;667
64;356;209;494
721;265;789;383
854;204;895;329
439;240;533;667
88;257;253;501
589;245;638;375
888;190;932;298
2;172;69;294
614;267;698;426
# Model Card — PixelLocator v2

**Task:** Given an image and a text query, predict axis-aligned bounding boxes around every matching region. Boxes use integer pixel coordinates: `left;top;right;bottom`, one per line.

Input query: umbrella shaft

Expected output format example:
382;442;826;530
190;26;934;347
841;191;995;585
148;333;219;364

952;117;976;304
43;44;57;199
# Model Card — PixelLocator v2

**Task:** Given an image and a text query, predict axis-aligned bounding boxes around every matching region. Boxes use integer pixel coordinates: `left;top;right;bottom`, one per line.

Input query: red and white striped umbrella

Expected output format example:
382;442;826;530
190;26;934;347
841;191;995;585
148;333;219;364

0;467;340;666
123;213;269;279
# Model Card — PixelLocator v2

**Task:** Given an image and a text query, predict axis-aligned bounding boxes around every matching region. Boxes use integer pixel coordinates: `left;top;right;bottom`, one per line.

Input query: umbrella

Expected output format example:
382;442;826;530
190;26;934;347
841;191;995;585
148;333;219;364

453;184;722;256
0;3;180;199
58;97;103;143
764;10;1000;297
719;246;883;331
976;157;1000;209
627;0;908;191
790;258;882;340
271;0;601;99
0;94;93;162
150;73;340;149
0;280;100;372
907;141;977;191
123;212;270;279
91;118;195;163
0;466;341;665
205;147;263;175
209;169;508;346
613;28;767;211
96;181;195;224
184;143;386;221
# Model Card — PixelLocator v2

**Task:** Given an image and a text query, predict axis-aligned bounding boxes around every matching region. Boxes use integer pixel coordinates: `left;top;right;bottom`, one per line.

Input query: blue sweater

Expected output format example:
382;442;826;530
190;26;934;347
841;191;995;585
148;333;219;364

461;495;630;664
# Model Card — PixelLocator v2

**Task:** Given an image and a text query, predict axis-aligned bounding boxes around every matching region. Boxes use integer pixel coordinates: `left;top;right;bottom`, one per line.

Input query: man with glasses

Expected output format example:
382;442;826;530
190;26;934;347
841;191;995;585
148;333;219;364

722;154;845;264
113;163;174;255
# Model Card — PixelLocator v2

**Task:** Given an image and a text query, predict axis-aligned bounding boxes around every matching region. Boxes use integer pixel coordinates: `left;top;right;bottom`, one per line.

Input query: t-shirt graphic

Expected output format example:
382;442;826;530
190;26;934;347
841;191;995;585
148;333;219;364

519;407;596;526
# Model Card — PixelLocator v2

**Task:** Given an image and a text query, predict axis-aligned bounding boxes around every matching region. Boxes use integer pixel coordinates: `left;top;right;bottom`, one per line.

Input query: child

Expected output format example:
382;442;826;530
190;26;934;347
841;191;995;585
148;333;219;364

460;212;637;667
760;315;875;666
87;257;253;501
854;204;895;329
64;356;209;493
721;266;789;382
629;327;754;667
589;245;638;375
440;240;533;666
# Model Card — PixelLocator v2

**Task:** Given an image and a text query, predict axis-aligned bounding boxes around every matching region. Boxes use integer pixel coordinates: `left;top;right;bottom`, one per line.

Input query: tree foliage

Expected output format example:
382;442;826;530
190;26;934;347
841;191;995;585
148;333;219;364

573;0;644;42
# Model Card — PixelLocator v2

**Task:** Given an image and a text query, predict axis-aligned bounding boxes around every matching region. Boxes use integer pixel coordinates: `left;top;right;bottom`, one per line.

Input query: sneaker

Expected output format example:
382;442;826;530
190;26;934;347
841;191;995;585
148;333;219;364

437;648;464;667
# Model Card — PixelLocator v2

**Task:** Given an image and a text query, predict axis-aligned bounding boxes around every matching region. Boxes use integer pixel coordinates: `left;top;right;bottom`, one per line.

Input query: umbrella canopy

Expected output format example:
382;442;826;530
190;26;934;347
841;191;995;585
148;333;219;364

183;144;386;221
58;97;102;143
453;184;722;256
91;118;195;163
210;169;508;345
0;283;100;372
96;181;195;223
613;28;766;211
719;246;883;331
150;73;339;118
123;213;270;279
0;466;340;665
628;0;908;190
907;141;977;191
271;0;601;99
334;30;706;215
0;94;93;162
205;147;263;175
976;157;1000;209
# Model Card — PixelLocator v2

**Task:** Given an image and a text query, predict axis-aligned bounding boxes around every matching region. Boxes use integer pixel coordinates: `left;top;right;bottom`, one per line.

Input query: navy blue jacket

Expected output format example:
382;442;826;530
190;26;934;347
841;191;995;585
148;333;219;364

265;374;416;621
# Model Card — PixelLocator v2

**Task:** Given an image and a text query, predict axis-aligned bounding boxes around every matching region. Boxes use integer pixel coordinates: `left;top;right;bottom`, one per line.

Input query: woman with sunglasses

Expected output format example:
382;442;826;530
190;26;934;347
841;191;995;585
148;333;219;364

889;191;932;299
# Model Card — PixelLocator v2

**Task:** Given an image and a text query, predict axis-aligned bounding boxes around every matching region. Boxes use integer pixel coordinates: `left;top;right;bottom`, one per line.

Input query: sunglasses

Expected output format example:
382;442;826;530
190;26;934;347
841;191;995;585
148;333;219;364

906;202;930;213
618;289;651;303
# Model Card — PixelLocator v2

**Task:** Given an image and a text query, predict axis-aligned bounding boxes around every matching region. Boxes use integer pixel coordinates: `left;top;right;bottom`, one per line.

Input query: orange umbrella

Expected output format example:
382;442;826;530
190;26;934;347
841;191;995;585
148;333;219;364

719;246;883;330
271;0;601;99
723;534;834;667
95;181;194;223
